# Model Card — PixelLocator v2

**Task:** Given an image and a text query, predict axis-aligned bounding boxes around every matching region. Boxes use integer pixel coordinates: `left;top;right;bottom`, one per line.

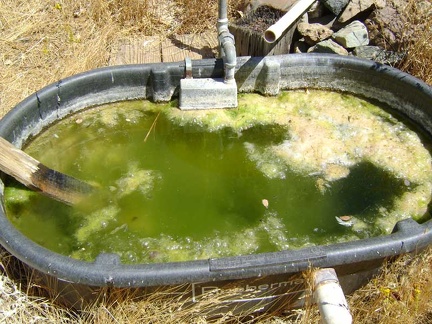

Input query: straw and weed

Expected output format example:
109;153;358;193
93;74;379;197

0;0;234;118
349;248;432;323
0;249;75;323
396;0;432;85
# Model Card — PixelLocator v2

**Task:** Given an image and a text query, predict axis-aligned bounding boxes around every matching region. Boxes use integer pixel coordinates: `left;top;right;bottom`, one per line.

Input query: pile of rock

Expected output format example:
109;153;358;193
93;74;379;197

238;0;414;65
293;0;405;64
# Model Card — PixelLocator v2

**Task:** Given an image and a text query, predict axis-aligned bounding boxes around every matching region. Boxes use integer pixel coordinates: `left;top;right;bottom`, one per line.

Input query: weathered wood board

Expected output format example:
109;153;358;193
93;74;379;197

109;37;162;65
110;32;218;65
161;33;218;62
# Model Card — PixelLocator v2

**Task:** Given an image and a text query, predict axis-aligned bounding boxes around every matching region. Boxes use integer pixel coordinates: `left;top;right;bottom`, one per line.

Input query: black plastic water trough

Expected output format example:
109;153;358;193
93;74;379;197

0;53;432;312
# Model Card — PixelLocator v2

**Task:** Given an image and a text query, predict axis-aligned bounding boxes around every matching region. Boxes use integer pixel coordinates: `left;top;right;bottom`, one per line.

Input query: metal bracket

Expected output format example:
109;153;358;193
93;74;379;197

185;57;192;79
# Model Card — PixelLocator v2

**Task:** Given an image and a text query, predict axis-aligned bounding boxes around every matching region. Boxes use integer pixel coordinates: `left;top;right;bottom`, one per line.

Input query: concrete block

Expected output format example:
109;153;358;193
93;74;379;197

179;78;238;110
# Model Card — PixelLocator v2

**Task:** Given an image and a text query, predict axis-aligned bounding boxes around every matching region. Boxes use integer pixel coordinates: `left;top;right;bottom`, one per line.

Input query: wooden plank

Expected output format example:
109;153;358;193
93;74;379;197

161;32;218;62
109;37;161;65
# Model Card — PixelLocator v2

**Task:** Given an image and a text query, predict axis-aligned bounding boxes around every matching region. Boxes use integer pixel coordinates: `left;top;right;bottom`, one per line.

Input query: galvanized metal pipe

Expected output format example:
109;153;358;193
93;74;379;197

264;0;316;43
218;0;228;20
217;0;236;83
313;268;352;324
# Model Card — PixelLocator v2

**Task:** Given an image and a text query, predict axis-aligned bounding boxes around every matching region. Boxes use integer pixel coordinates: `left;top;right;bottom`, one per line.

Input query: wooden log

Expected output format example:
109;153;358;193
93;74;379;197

0;137;93;205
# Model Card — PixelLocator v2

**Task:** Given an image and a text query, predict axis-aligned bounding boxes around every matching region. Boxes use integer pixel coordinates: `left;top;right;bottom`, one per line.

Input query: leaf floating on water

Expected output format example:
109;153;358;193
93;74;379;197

340;215;352;221
262;199;269;209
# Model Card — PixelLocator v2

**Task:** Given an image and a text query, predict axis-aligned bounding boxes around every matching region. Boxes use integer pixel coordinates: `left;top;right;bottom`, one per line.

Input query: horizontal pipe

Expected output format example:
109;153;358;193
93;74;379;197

264;0;316;43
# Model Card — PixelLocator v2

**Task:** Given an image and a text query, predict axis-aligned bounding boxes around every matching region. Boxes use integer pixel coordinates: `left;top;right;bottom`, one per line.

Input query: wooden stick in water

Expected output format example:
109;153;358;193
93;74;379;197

0;137;93;205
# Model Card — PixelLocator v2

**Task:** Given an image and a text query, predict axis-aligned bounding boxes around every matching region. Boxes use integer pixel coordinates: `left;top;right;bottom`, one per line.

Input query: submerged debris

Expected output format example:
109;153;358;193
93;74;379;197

115;162;162;198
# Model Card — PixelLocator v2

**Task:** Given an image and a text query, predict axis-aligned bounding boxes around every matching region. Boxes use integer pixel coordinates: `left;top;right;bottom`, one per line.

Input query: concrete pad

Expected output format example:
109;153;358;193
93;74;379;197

179;78;238;110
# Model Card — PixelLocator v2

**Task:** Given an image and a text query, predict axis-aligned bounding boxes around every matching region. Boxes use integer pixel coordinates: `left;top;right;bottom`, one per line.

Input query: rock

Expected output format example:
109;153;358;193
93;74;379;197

372;0;386;9
308;39;349;55
353;45;405;64
366;0;431;51
297;22;334;46
239;0;297;13
308;1;326;19
332;20;369;48
321;0;350;15
293;40;310;53
338;0;385;23
299;12;308;24
364;4;406;49
309;14;337;28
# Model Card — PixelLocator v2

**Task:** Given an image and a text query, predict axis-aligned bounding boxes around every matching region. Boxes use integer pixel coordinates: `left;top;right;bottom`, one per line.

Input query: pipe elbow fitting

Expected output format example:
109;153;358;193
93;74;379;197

218;31;237;82
222;43;237;82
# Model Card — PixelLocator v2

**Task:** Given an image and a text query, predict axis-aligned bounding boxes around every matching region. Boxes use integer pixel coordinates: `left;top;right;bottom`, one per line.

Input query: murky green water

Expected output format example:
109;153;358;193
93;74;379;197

4;91;432;264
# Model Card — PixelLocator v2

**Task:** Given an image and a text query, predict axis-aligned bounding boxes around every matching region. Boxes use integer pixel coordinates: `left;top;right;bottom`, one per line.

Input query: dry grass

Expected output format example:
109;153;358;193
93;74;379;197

349;250;432;324
0;0;226;118
0;0;117;118
1;0;432;323
0;250;75;323
396;0;432;85
76;286;309;324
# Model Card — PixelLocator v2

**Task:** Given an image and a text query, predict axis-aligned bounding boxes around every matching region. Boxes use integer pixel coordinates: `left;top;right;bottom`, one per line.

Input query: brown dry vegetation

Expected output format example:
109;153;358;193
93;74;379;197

396;1;432;85
0;0;432;323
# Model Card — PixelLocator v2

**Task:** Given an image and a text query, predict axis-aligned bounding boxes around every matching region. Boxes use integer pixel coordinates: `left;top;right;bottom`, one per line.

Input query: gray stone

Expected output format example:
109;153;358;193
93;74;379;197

309;14;337;28
321;0;349;15
353;45;405;64
297;22;334;46
338;0;385;23
308;39;349;55
332;20;369;48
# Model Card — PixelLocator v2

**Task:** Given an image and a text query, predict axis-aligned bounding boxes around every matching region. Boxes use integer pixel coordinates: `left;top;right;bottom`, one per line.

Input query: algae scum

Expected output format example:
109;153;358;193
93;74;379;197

4;90;432;264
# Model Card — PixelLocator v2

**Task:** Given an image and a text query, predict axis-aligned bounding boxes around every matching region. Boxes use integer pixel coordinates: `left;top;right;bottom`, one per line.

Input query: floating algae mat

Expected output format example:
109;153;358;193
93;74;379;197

4;90;432;264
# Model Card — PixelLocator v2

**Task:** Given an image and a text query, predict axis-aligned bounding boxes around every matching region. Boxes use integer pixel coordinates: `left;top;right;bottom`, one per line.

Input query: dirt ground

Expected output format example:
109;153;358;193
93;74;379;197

0;0;432;323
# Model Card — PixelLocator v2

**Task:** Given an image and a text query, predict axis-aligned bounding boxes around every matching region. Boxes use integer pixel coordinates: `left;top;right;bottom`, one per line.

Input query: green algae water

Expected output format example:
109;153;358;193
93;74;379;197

4;90;432;264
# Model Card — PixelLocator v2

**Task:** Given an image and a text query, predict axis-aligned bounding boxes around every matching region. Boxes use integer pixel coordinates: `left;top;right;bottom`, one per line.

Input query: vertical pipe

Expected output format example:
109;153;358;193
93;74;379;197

218;0;228;21
217;0;236;83
313;268;352;324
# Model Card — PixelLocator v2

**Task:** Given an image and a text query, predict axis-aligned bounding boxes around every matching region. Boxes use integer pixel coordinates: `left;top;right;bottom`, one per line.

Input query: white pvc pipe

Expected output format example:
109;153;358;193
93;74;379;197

264;0;316;43
313;268;352;324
